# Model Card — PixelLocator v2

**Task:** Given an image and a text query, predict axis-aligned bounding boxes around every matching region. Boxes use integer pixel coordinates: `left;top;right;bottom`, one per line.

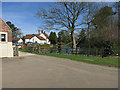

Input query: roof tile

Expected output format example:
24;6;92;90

25;34;46;40
0;18;12;32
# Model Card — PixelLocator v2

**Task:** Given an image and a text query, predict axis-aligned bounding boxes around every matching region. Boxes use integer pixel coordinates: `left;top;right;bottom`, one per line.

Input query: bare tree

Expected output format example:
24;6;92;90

36;2;87;53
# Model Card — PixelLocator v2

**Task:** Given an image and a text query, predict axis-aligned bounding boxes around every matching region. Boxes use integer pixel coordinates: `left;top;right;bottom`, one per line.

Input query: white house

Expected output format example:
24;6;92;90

18;38;23;44
25;30;50;45
0;18;13;57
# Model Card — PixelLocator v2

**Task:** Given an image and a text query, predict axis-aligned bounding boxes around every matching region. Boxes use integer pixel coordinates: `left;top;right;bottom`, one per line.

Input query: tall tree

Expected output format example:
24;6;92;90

90;5;118;56
49;32;57;45
91;6;117;43
36;2;87;53
6;21;22;41
82;2;104;55
58;30;71;44
113;2;118;13
77;29;87;48
92;6;116;29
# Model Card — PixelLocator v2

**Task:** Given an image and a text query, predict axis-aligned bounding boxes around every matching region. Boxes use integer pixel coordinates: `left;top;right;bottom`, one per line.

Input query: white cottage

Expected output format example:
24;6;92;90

0;18;13;57
18;38;23;44
25;30;50;45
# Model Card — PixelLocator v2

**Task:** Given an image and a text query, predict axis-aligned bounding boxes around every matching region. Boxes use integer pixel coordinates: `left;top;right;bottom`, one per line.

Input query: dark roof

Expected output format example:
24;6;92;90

43;33;49;38
35;34;46;40
25;34;33;39
25;34;46;40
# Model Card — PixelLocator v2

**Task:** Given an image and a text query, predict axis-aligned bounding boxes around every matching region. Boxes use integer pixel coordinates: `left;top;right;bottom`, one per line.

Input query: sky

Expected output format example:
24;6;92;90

2;2;56;36
1;2;116;36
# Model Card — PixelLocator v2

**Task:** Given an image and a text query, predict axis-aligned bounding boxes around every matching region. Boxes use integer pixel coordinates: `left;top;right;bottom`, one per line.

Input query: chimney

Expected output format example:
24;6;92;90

41;30;43;33
38;30;40;35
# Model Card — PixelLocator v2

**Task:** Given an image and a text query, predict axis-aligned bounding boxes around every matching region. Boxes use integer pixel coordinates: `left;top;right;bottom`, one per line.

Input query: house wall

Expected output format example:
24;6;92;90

0;42;13;57
8;31;12;42
0;32;8;42
18;39;23;43
25;36;49;45
0;32;13;57
40;33;47;39
25;34;50;45
46;39;50;44
40;34;50;44
25;39;30;43
30;36;46;44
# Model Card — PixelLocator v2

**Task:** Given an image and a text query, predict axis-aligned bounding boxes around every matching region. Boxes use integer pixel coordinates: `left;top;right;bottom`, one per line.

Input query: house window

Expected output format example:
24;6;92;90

1;34;6;42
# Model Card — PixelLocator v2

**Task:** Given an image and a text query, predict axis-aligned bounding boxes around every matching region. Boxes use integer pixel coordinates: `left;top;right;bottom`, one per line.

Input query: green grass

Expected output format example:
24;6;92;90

19;49;119;67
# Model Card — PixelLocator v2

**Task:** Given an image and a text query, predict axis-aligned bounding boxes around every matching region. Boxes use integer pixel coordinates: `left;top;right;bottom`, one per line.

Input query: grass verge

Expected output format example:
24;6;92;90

19;49;119;67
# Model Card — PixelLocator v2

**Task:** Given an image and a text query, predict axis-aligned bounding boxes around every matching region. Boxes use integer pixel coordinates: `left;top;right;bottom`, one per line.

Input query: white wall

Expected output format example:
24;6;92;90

18;39;23;43
40;34;50;44
0;32;13;58
0;42;13;57
40;33;47;39
25;33;51;45
30;36;46;45
25;36;50;45
25;39;30;43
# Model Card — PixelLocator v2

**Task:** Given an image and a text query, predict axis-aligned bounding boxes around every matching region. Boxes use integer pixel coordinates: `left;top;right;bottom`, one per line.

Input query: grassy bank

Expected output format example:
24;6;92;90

19;49;119;67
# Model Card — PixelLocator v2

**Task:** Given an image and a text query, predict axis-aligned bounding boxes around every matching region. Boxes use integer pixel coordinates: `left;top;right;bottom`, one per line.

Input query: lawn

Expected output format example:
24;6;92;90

19;49;119;67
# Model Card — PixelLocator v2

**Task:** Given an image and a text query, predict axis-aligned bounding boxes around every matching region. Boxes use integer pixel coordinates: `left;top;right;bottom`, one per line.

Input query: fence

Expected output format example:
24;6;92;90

20;44;119;57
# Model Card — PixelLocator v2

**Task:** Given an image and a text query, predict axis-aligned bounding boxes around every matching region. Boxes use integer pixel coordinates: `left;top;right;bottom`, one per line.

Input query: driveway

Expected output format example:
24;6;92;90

2;51;118;88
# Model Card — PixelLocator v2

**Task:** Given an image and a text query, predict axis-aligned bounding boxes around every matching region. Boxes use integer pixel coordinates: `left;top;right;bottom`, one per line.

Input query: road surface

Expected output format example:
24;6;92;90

2;51;118;88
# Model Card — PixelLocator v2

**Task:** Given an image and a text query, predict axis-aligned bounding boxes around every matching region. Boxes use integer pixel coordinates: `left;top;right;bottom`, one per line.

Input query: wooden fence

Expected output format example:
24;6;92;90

21;44;109;57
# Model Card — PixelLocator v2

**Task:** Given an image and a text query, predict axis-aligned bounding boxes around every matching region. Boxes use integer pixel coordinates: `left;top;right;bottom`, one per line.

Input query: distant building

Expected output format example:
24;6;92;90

0;18;13;57
18;38;23;44
25;30;50;45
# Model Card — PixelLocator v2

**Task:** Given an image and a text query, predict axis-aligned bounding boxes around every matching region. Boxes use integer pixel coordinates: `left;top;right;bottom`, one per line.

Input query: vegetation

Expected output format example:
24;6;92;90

36;2;118;56
58;30;71;44
49;32;57;45
36;2;88;53
6;21;22;42
19;48;119;67
77;29;87;48
39;44;50;47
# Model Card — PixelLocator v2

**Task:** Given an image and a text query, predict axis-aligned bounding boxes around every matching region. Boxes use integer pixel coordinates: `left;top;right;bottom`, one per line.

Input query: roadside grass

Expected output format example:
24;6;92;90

19;49;119;67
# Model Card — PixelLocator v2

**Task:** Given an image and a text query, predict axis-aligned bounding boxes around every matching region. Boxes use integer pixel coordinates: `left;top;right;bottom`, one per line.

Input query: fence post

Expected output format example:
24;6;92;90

16;46;19;56
32;45;34;52
44;47;45;53
95;48;98;56
38;45;41;53
66;48;68;54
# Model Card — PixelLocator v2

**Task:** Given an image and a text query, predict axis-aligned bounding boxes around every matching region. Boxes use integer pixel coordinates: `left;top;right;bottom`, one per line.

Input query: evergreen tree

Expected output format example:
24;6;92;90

36;2;88;53
6;21;22;41
92;6;116;29
58;30;71;44
49;32;57;45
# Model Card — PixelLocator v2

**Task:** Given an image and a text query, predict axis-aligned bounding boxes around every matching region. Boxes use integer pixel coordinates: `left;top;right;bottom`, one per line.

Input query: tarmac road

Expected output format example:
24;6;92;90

2;51;118;88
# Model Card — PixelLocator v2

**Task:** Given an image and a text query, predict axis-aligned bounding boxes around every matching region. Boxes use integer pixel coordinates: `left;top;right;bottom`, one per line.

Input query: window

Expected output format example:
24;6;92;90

1;34;6;42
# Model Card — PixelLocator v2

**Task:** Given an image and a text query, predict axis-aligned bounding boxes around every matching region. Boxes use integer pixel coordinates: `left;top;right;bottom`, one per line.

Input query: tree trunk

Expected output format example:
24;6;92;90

71;30;76;54
87;23;90;56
